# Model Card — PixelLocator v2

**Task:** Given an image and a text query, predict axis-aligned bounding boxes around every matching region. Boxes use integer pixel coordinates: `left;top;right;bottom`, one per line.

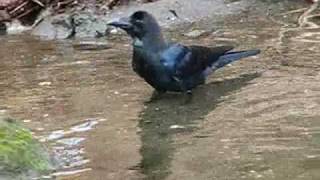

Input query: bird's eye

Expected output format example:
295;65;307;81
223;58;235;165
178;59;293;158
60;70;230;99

133;19;143;24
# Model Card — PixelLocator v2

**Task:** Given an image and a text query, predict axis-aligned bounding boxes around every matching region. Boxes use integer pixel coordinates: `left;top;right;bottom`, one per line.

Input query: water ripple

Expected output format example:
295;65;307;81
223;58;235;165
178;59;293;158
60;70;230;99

39;118;101;178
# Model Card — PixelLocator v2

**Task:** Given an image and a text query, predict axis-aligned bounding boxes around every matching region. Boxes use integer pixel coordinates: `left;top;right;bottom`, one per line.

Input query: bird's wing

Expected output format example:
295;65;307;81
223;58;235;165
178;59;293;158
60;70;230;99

160;43;190;75
175;45;234;77
160;44;234;78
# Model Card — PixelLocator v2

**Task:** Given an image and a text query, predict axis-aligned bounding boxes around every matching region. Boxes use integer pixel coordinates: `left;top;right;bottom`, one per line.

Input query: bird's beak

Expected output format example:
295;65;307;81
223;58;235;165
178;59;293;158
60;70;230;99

107;17;132;30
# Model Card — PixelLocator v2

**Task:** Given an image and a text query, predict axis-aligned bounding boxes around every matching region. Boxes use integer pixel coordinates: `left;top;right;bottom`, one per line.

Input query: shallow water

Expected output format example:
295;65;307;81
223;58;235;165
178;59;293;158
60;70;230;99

1;1;320;180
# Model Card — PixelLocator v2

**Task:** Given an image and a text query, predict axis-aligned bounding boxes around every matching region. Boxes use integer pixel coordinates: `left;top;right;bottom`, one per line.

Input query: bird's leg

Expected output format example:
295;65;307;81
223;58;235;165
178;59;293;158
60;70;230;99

173;76;193;104
183;89;193;104
179;83;193;104
145;90;166;103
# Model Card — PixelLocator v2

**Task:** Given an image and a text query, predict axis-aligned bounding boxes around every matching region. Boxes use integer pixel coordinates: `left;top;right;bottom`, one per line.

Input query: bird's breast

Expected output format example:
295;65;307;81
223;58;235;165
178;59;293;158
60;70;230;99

132;48;180;91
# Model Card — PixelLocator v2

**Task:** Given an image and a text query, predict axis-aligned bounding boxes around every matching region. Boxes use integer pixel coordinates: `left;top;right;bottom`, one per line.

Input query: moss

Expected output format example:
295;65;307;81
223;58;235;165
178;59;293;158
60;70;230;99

0;117;53;174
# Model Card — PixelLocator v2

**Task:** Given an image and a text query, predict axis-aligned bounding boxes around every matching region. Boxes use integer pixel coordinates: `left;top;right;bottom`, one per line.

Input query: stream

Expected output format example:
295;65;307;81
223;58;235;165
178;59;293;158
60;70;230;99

1;1;320;180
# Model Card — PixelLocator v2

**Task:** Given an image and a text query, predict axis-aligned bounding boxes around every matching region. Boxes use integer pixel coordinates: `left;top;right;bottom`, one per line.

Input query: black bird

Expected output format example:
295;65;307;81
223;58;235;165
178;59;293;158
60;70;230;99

108;11;260;97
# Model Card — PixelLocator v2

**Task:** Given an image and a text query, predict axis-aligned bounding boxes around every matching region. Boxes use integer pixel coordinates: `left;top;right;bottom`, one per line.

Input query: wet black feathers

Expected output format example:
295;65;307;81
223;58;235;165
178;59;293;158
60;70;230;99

176;45;234;77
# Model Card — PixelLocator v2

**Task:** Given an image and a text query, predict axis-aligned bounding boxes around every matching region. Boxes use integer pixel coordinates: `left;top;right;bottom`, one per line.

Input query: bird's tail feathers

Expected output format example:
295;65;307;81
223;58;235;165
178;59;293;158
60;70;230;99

212;49;260;70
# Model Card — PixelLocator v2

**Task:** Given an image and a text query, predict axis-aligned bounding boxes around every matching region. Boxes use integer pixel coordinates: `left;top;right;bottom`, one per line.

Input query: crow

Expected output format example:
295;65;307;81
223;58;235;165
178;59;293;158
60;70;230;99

108;11;260;100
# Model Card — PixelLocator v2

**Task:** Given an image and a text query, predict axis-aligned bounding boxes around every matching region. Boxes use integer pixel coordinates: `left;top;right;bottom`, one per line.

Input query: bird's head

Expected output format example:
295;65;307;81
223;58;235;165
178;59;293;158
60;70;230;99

108;11;165;50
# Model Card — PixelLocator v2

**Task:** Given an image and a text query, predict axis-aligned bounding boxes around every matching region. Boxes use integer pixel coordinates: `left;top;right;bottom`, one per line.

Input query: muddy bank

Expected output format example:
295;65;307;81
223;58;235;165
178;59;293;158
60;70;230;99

2;0;253;39
1;0;311;39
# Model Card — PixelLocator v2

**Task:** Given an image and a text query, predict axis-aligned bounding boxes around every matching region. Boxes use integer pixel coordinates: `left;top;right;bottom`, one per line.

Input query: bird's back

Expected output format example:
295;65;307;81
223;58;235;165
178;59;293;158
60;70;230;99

175;45;234;77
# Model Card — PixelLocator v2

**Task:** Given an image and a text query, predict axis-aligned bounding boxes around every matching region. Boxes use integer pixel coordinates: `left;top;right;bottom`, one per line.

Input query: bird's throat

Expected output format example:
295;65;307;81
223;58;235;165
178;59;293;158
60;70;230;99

133;36;166;53
133;38;144;48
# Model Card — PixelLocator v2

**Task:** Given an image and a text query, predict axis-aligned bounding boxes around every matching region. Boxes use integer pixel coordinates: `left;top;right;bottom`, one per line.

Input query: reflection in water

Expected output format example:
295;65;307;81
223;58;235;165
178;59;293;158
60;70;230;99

272;2;320;47
45;120;99;141
138;73;260;179
294;31;320;43
40;119;101;178
0;36;144;179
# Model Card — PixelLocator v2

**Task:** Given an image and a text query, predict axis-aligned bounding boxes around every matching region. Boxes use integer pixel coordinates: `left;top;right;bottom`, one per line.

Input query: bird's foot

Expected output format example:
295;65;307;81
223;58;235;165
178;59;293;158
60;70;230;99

182;90;193;104
145;90;165;104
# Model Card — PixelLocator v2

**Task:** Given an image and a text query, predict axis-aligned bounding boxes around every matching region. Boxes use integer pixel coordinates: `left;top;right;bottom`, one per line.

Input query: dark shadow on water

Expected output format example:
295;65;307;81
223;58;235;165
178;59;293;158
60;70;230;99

137;72;261;180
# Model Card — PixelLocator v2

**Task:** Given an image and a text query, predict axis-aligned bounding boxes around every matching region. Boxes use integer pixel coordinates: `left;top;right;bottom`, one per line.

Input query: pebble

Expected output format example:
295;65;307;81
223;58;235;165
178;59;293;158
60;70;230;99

184;30;208;38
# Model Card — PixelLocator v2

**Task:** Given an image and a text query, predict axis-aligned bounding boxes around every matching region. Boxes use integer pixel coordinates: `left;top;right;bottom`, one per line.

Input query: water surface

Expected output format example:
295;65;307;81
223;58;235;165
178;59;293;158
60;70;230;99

1;2;320;180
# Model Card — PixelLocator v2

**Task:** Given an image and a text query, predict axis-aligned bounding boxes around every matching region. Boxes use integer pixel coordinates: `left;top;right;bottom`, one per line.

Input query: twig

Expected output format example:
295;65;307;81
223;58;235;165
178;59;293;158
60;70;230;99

30;0;45;7
280;8;307;16
298;1;319;28
54;0;76;10
9;1;28;15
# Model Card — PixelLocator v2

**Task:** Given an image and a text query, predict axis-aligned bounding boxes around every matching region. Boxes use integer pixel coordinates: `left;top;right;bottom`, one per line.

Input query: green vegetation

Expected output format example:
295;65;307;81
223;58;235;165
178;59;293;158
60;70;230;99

0;117;53;174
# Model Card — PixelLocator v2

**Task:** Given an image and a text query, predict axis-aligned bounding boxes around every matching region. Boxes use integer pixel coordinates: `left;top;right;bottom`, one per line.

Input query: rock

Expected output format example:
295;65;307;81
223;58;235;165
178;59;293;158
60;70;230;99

32;10;110;39
6;20;31;34
31;13;74;40
72;11;109;38
27;0;251;39
0;116;54;179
